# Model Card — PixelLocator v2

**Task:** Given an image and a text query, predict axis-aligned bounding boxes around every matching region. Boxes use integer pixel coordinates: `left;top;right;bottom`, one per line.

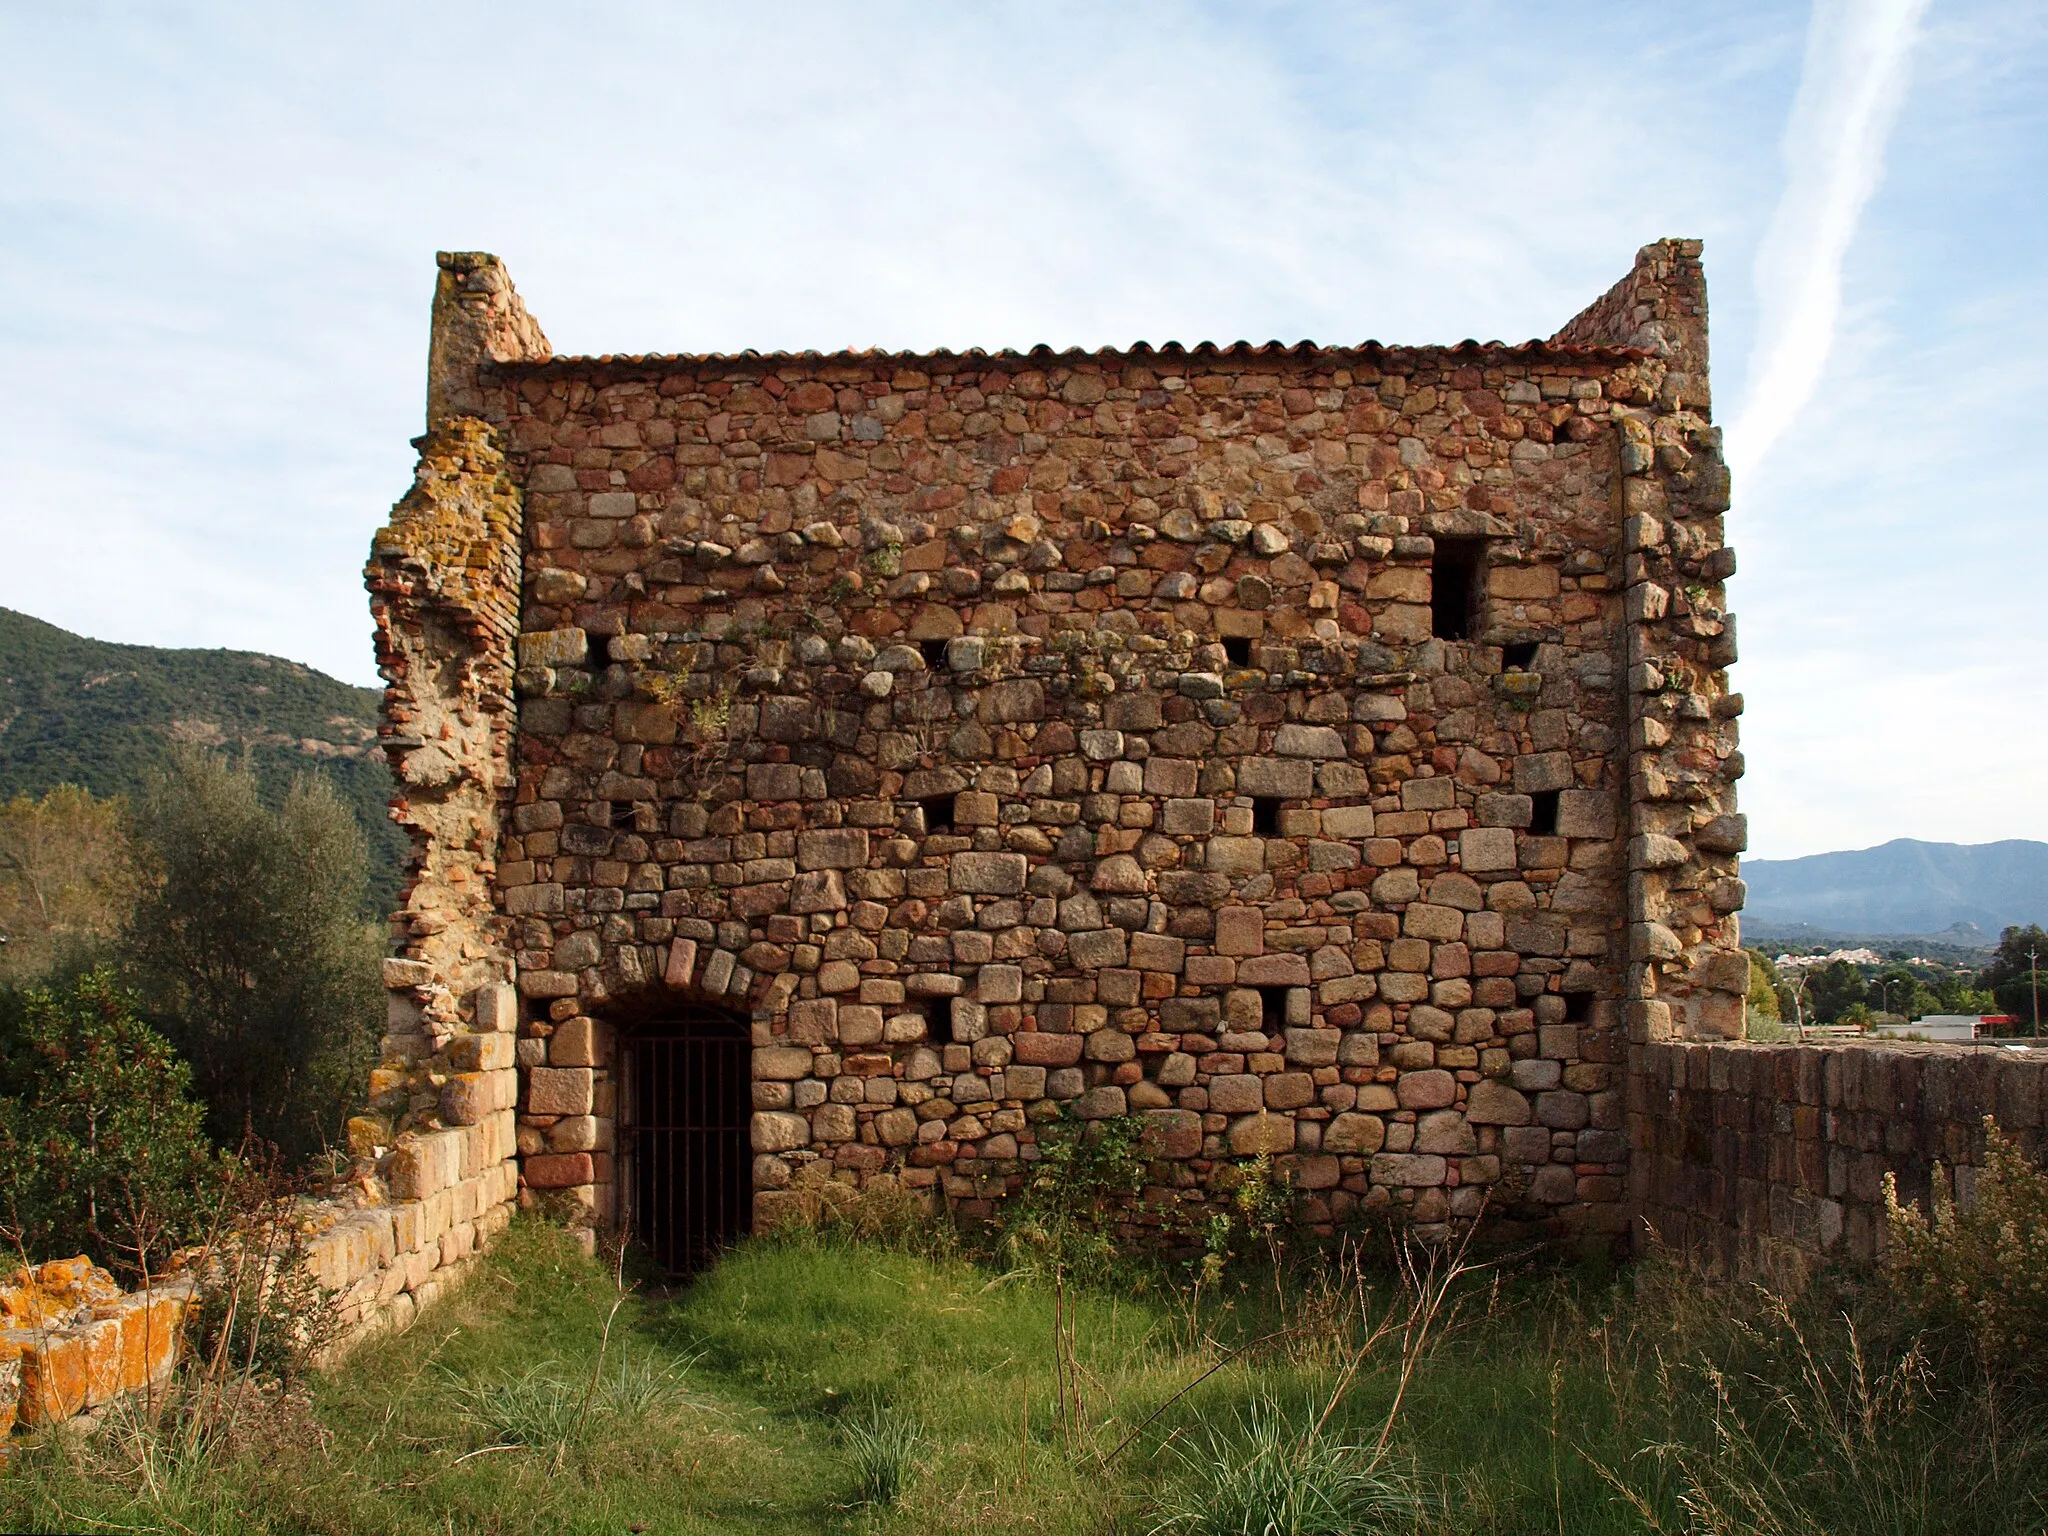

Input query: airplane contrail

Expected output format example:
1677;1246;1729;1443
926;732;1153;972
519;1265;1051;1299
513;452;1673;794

1727;0;1930;475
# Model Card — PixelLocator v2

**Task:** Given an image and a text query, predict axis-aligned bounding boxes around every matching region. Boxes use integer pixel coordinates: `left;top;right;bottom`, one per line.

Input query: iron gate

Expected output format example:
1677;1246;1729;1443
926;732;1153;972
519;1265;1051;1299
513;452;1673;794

618;1007;751;1275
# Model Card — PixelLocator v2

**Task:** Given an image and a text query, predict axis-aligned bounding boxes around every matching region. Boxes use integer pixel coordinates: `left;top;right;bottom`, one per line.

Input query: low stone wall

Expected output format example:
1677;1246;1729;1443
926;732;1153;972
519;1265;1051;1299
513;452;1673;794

1628;1038;2048;1281
299;1117;521;1349
0;1132;518;1438
0;1259;191;1433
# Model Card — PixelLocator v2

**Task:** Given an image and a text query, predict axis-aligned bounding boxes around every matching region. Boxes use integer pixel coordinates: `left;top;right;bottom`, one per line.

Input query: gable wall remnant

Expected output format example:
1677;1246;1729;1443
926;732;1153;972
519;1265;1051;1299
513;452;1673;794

325;252;551;1335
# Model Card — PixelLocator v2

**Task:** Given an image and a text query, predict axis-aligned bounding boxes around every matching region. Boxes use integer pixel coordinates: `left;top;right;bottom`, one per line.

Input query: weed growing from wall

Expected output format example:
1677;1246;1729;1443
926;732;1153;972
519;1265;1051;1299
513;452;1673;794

999;1109;1150;1286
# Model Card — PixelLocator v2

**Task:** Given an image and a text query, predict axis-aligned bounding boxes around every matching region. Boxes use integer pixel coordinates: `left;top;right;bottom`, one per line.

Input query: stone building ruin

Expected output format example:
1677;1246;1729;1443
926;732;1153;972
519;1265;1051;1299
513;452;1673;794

360;239;1747;1275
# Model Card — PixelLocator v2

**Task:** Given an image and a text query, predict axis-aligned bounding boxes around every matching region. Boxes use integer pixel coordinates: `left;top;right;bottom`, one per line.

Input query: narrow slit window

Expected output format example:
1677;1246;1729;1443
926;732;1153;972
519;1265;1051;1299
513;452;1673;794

918;793;957;834
1529;789;1561;836
1251;797;1283;835
1562;991;1596;1023
1257;987;1291;1034
919;637;949;667
1431;538;1483;641
1501;641;1539;671
1221;636;1252;666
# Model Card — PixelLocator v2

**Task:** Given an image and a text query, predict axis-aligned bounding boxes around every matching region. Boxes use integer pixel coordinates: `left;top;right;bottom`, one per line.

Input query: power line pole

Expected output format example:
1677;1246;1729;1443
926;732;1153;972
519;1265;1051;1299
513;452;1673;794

2032;944;2040;1040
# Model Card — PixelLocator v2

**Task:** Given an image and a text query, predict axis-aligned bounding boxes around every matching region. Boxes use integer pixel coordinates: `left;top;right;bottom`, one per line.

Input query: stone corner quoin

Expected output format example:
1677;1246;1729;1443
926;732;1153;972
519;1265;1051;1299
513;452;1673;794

358;237;1746;1260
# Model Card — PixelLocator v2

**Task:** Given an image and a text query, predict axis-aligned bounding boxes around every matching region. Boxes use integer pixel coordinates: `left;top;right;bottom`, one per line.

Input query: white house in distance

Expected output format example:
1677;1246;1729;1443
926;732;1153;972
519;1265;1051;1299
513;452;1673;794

1871;1014;2020;1043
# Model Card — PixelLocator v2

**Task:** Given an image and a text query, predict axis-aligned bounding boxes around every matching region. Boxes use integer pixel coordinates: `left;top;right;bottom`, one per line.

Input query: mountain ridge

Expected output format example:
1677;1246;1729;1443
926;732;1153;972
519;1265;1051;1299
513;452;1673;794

0;608;404;911
1741;837;2048;941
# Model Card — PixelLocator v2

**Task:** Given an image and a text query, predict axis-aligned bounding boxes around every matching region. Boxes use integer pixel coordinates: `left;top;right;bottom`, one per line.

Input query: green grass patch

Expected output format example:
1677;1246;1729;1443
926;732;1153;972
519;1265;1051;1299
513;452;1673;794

3;1217;2045;1534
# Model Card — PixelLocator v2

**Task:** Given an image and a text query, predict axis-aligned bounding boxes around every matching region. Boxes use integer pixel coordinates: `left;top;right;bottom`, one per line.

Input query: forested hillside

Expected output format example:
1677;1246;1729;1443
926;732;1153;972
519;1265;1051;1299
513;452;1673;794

0;608;404;910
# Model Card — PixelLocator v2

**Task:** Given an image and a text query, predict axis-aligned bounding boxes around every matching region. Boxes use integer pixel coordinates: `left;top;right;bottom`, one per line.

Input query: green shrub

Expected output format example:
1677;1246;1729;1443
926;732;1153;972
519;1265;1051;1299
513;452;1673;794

185;1163;348;1385
0;967;233;1275
1197;1152;1296;1283
1884;1115;2048;1369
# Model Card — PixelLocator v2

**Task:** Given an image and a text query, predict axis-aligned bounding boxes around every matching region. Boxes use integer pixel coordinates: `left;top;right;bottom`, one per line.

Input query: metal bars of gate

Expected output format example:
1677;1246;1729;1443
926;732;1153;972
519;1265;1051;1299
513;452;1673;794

620;1008;751;1276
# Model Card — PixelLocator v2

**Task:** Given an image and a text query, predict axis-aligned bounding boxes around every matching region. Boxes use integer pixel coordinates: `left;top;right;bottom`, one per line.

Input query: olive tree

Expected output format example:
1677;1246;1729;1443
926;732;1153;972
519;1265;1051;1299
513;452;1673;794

124;751;382;1164
0;784;133;983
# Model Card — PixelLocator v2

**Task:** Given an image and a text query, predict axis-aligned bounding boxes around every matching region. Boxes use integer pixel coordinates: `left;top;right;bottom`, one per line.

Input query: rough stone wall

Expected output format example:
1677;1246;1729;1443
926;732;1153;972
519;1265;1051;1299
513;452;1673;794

0;1258;189;1434
1550;239;1745;1053
451;237;1745;1252
1552;240;1711;416
1633;1039;2048;1282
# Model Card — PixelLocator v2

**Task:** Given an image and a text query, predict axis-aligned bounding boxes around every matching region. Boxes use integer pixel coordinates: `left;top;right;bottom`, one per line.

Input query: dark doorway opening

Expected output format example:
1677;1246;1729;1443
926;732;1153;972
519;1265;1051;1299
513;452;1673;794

618;1003;752;1276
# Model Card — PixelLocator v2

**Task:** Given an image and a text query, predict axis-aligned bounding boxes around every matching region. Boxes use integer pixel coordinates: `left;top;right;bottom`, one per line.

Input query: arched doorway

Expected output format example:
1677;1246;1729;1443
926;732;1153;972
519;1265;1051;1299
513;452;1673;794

616;1003;752;1274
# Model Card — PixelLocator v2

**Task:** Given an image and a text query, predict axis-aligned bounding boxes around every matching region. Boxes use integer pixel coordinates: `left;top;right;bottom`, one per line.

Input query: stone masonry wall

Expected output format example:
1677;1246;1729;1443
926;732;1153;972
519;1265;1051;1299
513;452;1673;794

1632;1039;2048;1282
1566;242;1746;1054
443;238;1748;1253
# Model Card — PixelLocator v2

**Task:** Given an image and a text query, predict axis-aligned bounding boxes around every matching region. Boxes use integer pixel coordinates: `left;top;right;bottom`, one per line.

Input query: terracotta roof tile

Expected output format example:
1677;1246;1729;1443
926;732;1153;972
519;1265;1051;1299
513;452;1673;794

491;337;1646;373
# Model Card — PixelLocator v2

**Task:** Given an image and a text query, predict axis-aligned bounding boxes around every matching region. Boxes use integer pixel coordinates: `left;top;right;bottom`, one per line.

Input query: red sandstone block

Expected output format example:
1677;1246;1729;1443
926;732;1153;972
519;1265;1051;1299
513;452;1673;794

523;1152;594;1189
1011;1032;1084;1067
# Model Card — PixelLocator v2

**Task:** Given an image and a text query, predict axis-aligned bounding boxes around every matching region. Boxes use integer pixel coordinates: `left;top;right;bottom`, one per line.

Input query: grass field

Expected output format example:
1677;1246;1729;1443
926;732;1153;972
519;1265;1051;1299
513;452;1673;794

4;1217;2044;1535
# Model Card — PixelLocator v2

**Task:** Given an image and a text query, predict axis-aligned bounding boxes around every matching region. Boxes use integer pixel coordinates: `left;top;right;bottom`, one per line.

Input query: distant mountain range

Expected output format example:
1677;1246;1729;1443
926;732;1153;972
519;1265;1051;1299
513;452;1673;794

0;608;404;912
1742;839;2048;945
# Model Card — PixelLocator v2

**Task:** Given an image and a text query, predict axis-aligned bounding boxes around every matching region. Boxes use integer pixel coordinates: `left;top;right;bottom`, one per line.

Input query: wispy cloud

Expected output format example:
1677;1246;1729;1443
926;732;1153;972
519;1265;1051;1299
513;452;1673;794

1727;0;1930;475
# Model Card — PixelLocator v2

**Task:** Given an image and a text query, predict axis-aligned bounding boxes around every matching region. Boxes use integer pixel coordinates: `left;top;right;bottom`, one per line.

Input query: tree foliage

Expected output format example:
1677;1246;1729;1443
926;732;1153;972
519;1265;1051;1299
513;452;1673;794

1745;949;1781;1022
1805;959;1868;1025
0;785;133;984
1980;925;2048;1031
0;968;232;1276
124;750;382;1165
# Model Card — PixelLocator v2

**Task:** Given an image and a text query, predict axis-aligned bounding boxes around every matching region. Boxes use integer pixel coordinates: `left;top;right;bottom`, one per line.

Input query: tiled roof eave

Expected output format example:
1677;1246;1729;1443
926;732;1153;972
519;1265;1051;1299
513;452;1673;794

485;338;1649;375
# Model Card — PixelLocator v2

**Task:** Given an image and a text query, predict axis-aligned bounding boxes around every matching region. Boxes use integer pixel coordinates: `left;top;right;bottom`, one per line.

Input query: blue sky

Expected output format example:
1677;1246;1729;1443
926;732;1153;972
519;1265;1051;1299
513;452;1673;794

1;1;2042;859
